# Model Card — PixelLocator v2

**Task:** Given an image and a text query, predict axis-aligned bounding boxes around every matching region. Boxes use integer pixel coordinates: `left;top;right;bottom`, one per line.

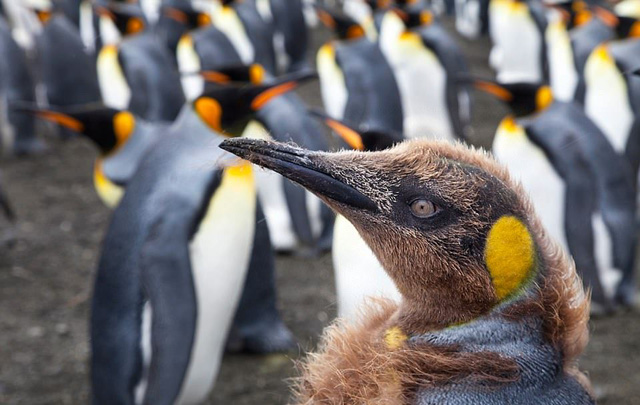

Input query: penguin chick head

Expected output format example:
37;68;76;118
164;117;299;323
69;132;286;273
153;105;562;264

309;109;402;151
15;103;135;156
193;70;316;135
314;4;366;40
95;1;147;36
472;79;553;117
221;139;589;339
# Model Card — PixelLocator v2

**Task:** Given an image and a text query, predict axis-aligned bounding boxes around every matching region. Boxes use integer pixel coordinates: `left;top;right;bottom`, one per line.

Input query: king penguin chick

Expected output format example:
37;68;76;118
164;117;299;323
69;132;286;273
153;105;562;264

475;79;637;311
96;1;185;122
0;13;43;155
310;109;403;321
220;138;594;404
315;5;404;134
91;76;308;405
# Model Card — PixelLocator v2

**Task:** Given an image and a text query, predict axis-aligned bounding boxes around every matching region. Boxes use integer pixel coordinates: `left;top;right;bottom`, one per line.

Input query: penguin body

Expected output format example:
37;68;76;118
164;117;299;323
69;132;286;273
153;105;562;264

254;92;335;252
0;16;42;155
35;13;101;140
584;39;640;174
454;0;489;39
221;138;594;405
92;96;297;404
257;0;309;73
378;9;469;140
488;0;547;83
177;25;241;101
98;31;186;121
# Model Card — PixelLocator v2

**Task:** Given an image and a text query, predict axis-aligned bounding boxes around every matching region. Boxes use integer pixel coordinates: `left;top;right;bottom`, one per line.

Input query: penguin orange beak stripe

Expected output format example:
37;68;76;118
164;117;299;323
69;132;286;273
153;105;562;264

251;82;298;110
200;71;232;84
220;138;378;212
324;119;365;151
37;111;85;132
164;7;188;24
474;81;513;101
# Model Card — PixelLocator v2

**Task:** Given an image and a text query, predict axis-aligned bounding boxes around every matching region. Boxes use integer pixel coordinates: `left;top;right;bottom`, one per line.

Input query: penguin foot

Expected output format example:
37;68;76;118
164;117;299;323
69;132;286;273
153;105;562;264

226;321;296;354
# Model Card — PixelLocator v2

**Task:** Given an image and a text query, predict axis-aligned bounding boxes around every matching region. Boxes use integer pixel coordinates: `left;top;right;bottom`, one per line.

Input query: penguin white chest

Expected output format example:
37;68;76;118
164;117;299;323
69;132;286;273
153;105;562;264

332;215;401;321
584;46;634;154
382;30;451;140
177;35;204;102
545;19;578;102
489;0;543;83
97;45;132;110
214;7;254;65
317;44;348;120
455;0;482;39
493;123;568;251
176;164;257;404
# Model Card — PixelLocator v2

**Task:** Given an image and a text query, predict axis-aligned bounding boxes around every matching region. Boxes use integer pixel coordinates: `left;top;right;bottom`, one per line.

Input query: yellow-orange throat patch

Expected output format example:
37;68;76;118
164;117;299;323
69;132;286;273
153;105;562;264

485;216;535;300
384;326;408;350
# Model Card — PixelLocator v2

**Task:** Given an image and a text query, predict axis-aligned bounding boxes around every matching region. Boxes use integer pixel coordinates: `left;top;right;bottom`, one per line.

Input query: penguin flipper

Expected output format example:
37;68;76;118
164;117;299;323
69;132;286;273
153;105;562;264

228;202;296;354
138;204;198;404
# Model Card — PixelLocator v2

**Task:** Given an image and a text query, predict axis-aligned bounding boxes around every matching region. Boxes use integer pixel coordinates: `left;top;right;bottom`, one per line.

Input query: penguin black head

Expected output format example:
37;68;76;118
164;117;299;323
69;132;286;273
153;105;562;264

615;15;640;38
393;6;434;28
309;109;402;151
545;0;593;29
193;70;316;135
314;5;366;40
364;0;393;11
14;103;135;156
95;1;147;36
471;79;553;117
220;139;588;334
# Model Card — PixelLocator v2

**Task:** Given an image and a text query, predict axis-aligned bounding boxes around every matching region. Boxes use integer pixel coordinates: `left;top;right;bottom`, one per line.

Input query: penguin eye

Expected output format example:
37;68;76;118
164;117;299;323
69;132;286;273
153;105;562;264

410;199;438;218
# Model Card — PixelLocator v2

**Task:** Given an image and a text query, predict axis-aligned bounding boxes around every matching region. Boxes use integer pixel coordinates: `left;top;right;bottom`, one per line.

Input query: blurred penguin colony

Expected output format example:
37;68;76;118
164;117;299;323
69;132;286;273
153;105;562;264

0;0;639;403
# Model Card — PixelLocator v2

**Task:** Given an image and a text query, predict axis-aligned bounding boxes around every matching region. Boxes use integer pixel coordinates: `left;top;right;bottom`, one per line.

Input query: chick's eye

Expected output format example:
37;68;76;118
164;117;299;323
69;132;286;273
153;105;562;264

410;199;437;218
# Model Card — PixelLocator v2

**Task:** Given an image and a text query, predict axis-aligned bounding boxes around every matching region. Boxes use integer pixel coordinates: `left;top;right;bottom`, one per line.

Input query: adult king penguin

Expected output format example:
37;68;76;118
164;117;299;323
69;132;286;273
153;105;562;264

377;4;471;140
583;38;640;175
315;6;404;134
221;138;594;404
91;75;309;405
311;109;403;321
96;1;185;122
475;79;637;311
0;11;43;155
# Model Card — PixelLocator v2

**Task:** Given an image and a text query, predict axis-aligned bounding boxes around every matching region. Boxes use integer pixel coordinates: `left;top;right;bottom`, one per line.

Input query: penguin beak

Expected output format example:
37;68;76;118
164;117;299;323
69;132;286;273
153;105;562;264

220;138;378;212
472;79;513;102
309;109;365;150
12;103;84;132
249;70;317;110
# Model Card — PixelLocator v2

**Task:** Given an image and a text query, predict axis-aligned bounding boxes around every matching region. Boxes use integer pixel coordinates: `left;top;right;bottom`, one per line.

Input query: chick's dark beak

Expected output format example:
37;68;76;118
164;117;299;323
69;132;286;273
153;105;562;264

220;138;378;212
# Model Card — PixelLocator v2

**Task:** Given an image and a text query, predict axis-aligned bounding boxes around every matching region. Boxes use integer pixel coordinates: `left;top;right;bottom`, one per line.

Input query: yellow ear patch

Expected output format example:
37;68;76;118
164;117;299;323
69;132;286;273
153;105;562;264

485;216;535;301
113;111;136;149
384;327;407;350
195;97;223;132
535;85;553;111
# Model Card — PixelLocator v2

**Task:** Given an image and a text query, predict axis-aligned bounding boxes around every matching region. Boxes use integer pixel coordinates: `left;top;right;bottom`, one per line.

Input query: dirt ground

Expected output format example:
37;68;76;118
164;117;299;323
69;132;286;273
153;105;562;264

1;21;639;405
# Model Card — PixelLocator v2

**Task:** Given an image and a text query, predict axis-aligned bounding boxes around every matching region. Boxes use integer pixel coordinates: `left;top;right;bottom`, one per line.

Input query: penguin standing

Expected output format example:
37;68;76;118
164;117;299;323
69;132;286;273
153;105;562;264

221;138;594;404
474;79;637;310
488;0;547;83
583;38;640;175
96;2;185;122
377;6;470;140
311;110;403;321
315;6;403;134
90;77;306;404
0;12;43;155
